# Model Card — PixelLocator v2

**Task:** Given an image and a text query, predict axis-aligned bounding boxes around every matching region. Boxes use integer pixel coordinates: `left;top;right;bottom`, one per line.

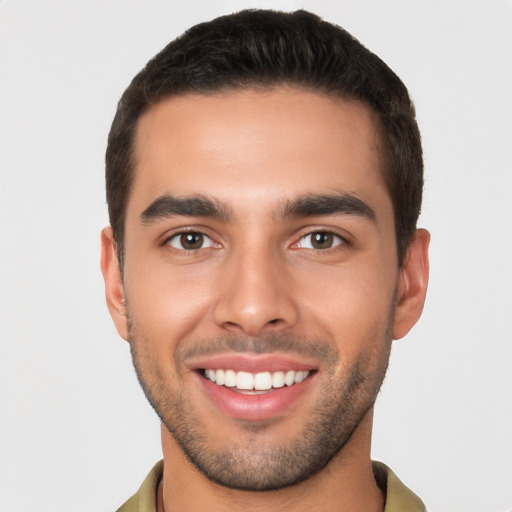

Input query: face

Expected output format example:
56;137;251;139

102;88;428;491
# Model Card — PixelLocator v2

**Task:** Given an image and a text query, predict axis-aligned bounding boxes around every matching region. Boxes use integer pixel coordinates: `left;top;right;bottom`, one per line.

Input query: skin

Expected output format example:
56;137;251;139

101;88;429;512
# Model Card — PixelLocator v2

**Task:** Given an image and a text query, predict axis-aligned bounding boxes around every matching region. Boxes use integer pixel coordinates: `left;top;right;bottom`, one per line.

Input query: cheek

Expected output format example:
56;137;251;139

296;261;396;357
123;262;216;346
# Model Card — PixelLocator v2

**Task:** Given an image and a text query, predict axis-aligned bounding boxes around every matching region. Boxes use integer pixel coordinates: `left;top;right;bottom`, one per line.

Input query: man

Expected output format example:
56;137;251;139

100;9;429;512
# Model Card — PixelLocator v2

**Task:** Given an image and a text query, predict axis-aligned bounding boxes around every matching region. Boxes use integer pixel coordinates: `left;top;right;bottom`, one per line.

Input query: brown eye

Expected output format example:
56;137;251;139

168;232;215;251
311;232;334;249
297;231;344;250
181;233;203;250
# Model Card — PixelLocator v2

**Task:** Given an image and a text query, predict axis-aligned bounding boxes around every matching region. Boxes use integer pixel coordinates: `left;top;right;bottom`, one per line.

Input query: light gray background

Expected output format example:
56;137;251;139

1;1;511;511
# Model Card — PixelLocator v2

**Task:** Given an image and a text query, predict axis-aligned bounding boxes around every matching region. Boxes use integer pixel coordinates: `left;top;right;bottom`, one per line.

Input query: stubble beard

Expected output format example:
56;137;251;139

128;319;392;492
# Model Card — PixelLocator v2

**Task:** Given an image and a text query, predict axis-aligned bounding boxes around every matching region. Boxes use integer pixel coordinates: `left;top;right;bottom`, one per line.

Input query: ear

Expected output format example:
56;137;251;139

100;226;129;341
393;228;430;340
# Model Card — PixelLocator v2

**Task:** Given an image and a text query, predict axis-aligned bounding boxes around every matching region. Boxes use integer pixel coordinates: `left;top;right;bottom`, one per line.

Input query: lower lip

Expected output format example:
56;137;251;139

198;373;315;421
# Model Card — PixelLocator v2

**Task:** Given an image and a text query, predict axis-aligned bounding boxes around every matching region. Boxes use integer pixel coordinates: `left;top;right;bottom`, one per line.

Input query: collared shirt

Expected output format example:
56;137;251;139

116;460;426;512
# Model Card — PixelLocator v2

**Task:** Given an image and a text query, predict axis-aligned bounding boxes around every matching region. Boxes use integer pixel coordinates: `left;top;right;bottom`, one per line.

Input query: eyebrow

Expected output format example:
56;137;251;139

140;191;376;225
279;193;376;222
140;194;230;223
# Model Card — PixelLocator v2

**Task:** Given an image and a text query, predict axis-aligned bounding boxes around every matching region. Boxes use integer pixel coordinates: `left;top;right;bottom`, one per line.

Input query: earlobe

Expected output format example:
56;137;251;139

392;229;430;340
100;227;129;341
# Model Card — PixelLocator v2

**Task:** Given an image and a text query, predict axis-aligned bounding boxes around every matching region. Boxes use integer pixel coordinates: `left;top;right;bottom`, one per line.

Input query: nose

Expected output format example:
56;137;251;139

213;244;299;337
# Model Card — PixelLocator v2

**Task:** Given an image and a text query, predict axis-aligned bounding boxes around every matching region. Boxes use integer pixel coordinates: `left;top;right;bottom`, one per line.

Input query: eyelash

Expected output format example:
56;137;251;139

293;230;349;252
163;230;219;252
161;228;350;254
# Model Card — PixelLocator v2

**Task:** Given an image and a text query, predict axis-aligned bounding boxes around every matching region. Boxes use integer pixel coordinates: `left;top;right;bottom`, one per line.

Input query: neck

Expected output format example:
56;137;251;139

158;410;384;512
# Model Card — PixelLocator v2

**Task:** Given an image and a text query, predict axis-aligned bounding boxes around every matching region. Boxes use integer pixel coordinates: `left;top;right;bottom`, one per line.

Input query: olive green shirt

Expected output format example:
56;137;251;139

116;460;426;512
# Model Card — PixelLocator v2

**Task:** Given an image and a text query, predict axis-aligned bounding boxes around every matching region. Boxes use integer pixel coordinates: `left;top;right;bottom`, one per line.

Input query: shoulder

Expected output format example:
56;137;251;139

372;460;427;512
116;461;163;512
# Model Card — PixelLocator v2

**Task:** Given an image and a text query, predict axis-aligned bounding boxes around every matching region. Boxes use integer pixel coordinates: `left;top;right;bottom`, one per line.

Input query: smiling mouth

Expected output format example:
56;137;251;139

201;369;312;394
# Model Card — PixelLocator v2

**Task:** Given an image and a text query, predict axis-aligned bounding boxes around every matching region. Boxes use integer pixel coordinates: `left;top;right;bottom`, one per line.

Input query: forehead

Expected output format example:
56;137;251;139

130;88;389;218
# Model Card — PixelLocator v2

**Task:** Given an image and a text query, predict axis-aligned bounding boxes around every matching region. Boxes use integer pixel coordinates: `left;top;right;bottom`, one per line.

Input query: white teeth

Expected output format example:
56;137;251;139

224;369;237;387
236;371;254;390
294;371;308;384
204;369;310;391
272;371;285;388
254;372;272;391
215;369;225;385
284;370;295;386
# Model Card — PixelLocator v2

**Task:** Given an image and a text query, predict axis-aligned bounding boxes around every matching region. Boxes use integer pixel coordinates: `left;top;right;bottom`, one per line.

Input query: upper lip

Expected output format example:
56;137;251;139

188;353;317;373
